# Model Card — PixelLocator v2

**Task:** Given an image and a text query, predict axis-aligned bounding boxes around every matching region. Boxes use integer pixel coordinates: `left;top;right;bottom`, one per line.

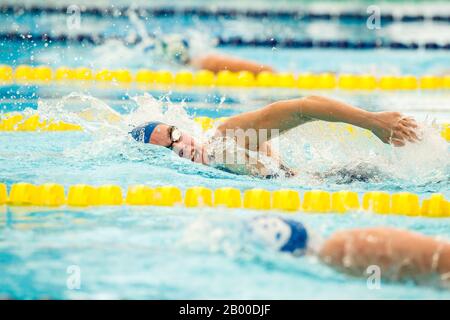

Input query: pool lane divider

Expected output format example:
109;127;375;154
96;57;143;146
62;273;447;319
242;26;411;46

0;183;449;218
2;4;449;23
0;114;82;131
1;113;449;143
2;31;450;51
1;65;450;91
216;38;450;50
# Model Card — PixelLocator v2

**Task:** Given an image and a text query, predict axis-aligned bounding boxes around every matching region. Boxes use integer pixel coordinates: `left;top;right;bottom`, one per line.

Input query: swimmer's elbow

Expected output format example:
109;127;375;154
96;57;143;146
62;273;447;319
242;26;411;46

297;95;335;120
298;95;325;110
303;95;325;101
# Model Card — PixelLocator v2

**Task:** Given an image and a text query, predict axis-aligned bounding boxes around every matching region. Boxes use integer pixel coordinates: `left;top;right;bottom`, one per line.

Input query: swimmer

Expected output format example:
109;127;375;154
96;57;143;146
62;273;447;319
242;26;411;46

143;34;274;74
250;216;450;287
130;95;419;178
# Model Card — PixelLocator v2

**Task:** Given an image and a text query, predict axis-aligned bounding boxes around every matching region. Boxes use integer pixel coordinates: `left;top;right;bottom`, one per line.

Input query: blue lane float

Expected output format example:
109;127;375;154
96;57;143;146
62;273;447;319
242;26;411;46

1;32;449;51
0;4;449;23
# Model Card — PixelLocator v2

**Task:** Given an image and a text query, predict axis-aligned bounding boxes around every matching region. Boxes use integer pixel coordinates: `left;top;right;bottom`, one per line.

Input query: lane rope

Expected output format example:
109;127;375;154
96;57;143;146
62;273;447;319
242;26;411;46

0;182;448;218
1;4;449;23
0;114;82;131
2;32;450;50
1;65;450;91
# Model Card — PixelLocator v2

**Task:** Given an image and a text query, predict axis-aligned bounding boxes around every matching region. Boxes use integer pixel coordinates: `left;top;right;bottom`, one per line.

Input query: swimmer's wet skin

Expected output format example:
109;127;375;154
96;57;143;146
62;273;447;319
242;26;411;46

252;217;450;287
190;53;275;74
130;95;419;178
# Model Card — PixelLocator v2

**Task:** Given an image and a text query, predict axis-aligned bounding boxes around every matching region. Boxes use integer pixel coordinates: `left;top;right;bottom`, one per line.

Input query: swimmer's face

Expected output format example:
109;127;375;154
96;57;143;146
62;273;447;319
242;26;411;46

150;124;207;164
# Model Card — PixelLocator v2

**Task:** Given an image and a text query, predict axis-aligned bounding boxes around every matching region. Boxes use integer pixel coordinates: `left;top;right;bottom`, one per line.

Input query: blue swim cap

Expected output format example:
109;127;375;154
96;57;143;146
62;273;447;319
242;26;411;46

249;217;308;255
130;122;163;143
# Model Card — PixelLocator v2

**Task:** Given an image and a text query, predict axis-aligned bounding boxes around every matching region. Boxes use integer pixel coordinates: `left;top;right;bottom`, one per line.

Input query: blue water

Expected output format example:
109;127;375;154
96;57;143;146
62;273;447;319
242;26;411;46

0;2;450;299
1;207;450;299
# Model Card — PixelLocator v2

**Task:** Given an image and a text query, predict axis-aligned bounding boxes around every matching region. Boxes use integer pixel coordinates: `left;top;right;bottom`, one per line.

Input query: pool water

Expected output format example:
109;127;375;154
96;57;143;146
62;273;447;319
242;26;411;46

0;1;449;299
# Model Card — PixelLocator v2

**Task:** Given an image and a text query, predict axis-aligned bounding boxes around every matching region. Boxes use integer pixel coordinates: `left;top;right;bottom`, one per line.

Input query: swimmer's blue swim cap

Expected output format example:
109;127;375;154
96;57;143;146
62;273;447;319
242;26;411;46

130;122;163;143
249;216;308;255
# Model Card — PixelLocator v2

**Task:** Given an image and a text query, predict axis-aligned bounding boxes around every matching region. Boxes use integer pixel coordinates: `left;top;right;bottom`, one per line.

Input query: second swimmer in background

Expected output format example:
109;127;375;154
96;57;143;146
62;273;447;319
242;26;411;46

245;216;450;288
142;33;275;74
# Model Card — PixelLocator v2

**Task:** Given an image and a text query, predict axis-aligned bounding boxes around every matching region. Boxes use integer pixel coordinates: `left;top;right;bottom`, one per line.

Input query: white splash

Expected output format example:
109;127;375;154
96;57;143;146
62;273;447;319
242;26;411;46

279;120;449;185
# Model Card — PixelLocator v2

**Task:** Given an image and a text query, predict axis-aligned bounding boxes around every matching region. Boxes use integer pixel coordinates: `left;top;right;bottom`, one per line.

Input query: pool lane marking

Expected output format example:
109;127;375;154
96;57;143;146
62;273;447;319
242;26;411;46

1;65;450;91
1;183;449;218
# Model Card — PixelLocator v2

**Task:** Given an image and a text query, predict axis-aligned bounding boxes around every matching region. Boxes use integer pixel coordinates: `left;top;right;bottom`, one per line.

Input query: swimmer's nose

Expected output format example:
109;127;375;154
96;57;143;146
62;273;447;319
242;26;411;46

172;140;194;160
172;142;187;159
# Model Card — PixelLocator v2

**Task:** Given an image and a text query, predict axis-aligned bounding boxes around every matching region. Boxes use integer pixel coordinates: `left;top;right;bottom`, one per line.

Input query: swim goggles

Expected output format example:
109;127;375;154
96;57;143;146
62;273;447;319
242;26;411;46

167;126;182;149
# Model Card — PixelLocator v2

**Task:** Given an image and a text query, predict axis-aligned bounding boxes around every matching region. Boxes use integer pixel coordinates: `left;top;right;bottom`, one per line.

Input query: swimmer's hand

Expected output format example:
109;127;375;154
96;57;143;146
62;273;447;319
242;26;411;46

370;112;420;146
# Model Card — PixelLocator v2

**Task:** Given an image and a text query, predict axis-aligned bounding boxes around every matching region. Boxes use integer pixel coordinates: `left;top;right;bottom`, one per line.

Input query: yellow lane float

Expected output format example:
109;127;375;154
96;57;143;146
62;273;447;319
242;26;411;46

2;65;450;90
0;114;82;131
2;183;448;218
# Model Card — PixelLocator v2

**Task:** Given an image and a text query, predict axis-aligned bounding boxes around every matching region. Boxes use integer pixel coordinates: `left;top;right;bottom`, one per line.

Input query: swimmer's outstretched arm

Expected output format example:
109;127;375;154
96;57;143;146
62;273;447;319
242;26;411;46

190;53;274;74
218;95;419;148
319;227;450;285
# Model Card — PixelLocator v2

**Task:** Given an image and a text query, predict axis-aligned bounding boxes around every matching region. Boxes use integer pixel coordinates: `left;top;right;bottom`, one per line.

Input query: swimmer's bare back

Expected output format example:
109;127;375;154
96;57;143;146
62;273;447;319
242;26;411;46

320;227;450;286
213;95;419;178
